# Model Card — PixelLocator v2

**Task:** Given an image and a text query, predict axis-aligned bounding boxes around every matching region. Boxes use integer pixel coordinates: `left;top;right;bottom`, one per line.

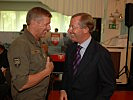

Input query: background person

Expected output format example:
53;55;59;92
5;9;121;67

8;7;54;100
55;28;58;33
0;44;11;85
60;13;116;100
20;24;27;35
0;44;9;76
0;44;11;99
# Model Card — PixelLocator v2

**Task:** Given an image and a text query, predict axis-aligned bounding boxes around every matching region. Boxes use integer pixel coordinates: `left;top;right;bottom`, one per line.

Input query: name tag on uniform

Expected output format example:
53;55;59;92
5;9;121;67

31;50;40;54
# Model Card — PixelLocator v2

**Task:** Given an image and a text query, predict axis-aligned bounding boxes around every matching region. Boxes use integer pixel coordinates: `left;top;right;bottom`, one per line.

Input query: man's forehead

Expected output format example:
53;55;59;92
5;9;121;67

38;16;51;24
70;17;80;25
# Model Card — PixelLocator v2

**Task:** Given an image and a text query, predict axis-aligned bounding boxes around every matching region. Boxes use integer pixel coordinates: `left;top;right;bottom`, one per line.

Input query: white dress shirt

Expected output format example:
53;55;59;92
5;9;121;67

78;36;92;59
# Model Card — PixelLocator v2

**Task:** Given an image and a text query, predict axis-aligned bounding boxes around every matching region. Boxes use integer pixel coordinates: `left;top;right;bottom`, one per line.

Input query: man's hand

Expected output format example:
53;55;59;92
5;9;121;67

45;57;54;76
60;90;68;100
1;67;7;76
19;57;54;91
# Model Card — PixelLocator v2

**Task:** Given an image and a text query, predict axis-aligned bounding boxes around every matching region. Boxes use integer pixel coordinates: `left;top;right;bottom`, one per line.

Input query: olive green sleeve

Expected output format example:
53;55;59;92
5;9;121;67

8;39;30;91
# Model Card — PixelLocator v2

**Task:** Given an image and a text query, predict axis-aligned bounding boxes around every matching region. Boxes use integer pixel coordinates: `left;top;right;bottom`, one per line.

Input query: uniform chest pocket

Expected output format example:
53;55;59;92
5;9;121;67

30;50;44;71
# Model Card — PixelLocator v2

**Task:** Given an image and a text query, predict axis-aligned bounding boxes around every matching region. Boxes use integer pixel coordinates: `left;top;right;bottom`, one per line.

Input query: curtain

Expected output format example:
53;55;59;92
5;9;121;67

39;0;104;18
0;11;70;32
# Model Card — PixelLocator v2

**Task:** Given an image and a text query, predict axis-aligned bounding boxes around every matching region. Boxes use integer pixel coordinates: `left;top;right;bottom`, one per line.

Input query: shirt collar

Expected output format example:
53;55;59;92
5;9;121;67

78;36;92;49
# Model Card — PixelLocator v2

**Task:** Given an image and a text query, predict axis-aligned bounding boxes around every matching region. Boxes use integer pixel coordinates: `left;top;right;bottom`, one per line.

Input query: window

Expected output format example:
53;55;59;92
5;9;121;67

0;11;71;32
51;12;71;32
0;11;27;32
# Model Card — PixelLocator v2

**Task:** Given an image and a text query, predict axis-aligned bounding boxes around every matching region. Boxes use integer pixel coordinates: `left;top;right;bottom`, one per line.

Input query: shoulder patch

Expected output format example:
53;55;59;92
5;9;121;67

13;58;21;68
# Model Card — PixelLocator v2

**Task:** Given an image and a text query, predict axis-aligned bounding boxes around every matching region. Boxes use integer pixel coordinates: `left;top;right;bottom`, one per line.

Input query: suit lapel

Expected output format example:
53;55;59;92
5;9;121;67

74;39;96;78
68;43;77;78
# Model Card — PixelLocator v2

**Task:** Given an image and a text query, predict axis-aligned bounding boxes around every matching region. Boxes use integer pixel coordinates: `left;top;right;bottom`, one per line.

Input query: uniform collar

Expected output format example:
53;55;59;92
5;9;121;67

24;29;41;47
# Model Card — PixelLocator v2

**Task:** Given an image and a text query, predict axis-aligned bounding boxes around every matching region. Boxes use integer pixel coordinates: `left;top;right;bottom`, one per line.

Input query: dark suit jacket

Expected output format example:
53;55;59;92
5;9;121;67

61;39;116;100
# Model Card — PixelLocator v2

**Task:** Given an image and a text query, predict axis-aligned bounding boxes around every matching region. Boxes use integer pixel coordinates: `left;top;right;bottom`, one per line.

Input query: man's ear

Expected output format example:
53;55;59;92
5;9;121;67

83;27;89;33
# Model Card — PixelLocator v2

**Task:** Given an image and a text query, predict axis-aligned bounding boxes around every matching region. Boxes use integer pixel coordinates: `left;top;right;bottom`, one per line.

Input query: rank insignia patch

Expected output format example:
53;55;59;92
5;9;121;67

13;58;21;67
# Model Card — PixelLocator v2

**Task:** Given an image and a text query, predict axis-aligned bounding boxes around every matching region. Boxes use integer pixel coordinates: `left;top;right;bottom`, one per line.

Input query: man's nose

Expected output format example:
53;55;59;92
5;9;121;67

67;28;72;34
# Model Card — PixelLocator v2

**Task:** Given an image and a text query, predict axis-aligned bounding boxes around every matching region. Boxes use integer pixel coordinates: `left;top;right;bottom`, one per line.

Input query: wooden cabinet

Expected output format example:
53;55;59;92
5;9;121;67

105;46;132;84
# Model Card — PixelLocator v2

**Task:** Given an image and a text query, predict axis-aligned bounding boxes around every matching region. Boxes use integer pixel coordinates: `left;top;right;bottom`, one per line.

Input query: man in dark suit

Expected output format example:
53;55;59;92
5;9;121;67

60;13;116;100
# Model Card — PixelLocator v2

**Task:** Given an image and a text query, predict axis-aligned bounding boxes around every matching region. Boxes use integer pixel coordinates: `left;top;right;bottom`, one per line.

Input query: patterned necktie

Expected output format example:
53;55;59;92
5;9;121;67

73;45;82;75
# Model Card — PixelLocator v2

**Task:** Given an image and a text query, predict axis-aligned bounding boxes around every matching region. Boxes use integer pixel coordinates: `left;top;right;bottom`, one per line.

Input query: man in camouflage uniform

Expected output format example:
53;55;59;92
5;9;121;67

8;7;54;100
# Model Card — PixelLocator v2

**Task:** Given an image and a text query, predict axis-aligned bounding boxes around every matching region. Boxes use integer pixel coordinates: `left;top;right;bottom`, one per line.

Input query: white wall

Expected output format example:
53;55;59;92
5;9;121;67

102;0;125;42
0;32;20;44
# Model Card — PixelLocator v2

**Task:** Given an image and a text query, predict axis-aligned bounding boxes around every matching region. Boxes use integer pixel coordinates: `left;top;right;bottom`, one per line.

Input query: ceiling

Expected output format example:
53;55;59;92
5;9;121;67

0;0;39;2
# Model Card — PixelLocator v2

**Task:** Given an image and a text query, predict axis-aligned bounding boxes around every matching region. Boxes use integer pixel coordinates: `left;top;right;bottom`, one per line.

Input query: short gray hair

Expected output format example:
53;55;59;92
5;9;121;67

26;7;52;25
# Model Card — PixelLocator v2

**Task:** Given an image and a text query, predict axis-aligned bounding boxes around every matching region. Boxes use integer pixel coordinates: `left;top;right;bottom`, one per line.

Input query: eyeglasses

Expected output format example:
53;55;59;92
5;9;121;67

69;25;80;30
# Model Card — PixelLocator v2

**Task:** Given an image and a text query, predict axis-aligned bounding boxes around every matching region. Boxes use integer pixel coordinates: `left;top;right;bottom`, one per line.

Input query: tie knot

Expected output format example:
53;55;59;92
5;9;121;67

77;45;82;51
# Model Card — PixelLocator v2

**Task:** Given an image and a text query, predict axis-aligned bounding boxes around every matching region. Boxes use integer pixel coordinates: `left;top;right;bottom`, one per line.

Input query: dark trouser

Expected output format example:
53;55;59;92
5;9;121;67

0;83;11;100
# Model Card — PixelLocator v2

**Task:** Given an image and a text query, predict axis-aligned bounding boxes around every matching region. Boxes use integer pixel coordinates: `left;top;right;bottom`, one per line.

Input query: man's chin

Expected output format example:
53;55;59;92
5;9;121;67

70;38;77;42
41;34;46;38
